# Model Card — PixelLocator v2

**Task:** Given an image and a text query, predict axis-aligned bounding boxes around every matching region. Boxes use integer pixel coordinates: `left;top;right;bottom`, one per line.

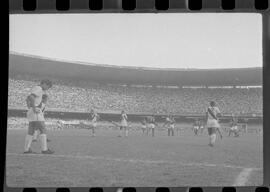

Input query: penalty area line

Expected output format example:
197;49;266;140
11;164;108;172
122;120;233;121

6;152;262;171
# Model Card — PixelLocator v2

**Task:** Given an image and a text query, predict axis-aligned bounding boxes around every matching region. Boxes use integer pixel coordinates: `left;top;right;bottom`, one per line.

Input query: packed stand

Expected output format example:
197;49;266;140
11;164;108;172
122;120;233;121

8;75;262;115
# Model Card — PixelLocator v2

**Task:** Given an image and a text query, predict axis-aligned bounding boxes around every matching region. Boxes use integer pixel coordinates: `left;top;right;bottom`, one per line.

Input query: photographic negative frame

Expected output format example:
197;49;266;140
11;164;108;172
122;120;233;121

5;0;270;191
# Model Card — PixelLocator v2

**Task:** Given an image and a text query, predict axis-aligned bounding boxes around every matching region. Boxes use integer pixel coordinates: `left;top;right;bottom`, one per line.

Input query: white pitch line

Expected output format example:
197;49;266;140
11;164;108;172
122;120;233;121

233;168;254;186
6;153;262;171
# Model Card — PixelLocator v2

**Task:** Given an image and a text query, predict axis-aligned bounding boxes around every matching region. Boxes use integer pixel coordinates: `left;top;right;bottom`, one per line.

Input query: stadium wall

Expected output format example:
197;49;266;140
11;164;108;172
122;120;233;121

8;108;263;124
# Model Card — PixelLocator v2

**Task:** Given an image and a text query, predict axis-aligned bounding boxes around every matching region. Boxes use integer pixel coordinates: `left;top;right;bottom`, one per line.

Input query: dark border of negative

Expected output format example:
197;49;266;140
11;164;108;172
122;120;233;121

6;0;270;192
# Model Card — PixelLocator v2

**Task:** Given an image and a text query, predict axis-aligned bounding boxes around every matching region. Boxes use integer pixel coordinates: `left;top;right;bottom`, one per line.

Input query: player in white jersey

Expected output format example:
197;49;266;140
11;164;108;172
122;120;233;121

119;110;128;137
206;101;222;147
89;109;100;137
193;118;200;136
163;115;175;136
141;117;147;135
228;114;239;137
147;116;157;137
24;79;54;154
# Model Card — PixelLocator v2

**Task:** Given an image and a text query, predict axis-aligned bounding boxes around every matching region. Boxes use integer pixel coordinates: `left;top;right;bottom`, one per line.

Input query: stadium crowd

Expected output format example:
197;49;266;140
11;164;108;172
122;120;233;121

8;75;262;115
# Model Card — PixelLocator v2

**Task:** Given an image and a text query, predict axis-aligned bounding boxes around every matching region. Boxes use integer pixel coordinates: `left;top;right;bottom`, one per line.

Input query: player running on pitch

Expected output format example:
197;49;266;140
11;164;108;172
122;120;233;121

24;79;54;154
206;101;223;147
89;109;100;137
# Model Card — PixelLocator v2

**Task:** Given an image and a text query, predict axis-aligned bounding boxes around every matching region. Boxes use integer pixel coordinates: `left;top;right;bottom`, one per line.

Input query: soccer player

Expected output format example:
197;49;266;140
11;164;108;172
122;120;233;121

193;118;200;136
147;116;157;137
56;120;64;130
206;101;222;147
169;116;175;136
141;117;147;135
228;114;239;137
89;109;100;137
32;94;51;142
163;116;170;136
120;110;128;137
163;115;175;136
199;120;205;134
24;79;54;154
242;118;248;133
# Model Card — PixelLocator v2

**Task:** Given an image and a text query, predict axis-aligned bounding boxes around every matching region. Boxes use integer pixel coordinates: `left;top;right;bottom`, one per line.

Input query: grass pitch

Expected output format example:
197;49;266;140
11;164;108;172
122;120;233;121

6;122;263;187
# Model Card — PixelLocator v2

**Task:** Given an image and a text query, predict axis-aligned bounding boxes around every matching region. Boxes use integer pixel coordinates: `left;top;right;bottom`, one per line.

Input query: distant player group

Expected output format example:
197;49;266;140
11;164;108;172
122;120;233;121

87;111;176;138
23;79;247;154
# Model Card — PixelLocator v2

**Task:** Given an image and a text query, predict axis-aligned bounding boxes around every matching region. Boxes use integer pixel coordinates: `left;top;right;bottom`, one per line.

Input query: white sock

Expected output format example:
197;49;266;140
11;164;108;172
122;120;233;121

125;129;128;137
24;135;33;151
40;134;48;151
33;131;38;140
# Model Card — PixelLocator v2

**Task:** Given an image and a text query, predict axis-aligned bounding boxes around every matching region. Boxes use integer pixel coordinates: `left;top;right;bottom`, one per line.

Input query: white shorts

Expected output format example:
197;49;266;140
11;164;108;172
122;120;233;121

149;124;155;129
142;125;146;129
121;120;127;127
92;122;97;128
169;124;175;129
194;126;199;130
207;119;220;128
230;126;238;131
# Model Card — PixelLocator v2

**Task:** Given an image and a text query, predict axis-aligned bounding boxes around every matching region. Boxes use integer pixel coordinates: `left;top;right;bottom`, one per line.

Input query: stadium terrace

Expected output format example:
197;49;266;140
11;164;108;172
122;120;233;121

9;52;262;87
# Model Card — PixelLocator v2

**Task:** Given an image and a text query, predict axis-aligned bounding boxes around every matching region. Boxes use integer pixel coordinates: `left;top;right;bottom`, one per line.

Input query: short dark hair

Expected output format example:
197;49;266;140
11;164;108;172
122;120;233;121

42;94;48;100
210;101;216;107
41;79;52;88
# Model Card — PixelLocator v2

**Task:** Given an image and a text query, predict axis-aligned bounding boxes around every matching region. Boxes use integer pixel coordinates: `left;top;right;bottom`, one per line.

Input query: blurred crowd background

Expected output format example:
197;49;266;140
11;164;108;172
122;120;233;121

8;74;262;115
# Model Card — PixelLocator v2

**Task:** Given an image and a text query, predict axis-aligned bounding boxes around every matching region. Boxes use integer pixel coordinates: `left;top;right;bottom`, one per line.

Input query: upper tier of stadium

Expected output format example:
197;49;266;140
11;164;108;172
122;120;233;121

9;53;262;86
